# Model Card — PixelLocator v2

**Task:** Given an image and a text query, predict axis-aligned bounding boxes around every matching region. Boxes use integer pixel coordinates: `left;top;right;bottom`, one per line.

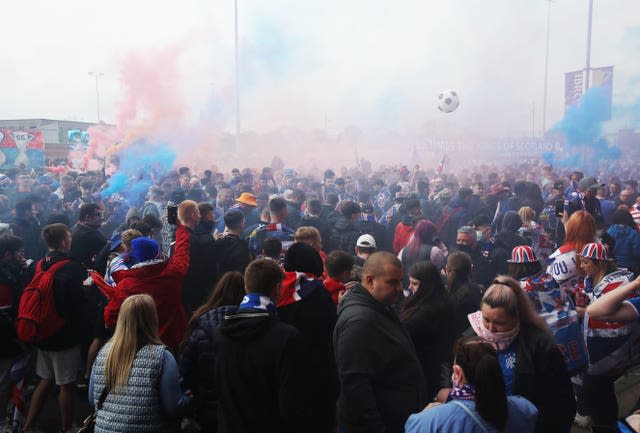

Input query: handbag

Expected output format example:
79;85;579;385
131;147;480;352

77;385;110;433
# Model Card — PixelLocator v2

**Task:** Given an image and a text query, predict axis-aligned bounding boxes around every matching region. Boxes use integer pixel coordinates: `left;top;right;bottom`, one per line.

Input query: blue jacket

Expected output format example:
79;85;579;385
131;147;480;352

606;224;640;270
405;396;538;433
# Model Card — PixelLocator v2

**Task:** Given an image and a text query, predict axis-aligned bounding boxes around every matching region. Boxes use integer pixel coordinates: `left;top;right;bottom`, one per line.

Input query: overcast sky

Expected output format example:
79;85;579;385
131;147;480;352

1;0;638;139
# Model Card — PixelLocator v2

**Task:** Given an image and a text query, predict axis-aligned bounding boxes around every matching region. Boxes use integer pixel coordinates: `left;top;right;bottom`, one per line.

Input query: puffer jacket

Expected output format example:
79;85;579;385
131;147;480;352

329;215;361;253
180;305;238;432
606;224;640;271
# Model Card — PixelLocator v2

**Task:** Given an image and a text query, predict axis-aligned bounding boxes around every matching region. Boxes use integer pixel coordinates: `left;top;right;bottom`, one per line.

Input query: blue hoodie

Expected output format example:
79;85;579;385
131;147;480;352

606;224;640;270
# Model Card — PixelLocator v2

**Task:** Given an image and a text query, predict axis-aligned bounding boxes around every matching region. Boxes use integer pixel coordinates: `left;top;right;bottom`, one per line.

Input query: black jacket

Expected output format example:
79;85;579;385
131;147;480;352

285;202;302;229
180;305;238;432
512;323;576;433
69;223;107;269
330;215;361;253
449;279;483;338
278;286;338;433
36;252;87;351
10;217;45;260
214;234;251;279
355;219;389;252
216;310;312;433
401;296;454;401
0;261;29;357
334;284;424;433
182;226;218;316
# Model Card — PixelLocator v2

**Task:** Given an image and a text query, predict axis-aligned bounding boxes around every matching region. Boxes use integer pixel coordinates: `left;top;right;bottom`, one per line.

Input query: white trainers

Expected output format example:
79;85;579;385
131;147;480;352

574;412;593;428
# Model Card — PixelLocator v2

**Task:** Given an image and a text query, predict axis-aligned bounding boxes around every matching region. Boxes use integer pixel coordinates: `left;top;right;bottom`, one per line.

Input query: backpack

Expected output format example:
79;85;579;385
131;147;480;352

16;259;70;343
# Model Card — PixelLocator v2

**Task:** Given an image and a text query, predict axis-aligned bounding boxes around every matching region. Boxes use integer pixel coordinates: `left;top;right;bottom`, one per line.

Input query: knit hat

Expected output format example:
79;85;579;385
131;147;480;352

131;237;160;263
578;243;612;261
283;242;324;278
507;245;538;263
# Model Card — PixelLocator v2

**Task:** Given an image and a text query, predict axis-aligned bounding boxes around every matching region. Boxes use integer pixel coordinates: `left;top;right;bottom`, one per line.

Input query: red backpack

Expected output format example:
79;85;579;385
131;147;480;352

16;259;70;343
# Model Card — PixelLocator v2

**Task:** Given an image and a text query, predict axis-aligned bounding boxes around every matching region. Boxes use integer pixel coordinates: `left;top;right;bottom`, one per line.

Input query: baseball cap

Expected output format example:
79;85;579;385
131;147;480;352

356;234;376;249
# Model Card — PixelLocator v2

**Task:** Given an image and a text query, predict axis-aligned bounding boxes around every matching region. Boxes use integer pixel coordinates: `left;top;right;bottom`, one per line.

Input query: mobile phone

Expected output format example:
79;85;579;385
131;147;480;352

167;205;178;225
554;199;564;217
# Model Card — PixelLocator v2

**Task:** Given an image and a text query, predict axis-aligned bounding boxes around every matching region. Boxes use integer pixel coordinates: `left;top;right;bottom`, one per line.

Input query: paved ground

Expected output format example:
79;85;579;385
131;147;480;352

18;365;640;432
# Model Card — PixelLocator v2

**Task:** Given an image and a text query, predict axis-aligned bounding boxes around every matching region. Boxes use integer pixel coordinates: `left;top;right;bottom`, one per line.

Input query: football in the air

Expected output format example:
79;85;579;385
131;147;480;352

437;90;460;113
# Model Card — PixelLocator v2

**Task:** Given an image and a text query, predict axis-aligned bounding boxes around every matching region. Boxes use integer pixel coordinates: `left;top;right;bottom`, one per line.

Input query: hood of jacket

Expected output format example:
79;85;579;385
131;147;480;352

608;224;635;241
502;211;523;233
220;310;274;341
338;282;388;317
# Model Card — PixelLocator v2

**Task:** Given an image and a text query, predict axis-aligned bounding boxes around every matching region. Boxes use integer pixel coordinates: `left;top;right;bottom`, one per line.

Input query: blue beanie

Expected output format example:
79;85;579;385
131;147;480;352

131;237;160;263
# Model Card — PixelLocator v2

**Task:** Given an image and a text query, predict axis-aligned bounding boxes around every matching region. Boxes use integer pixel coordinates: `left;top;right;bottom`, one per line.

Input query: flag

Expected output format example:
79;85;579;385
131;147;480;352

435;155;446;177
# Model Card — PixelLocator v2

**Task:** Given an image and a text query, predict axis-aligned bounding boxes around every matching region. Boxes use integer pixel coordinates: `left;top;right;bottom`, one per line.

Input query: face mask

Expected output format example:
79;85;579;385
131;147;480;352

478;322;519;351
476;231;483;242
456;244;472;253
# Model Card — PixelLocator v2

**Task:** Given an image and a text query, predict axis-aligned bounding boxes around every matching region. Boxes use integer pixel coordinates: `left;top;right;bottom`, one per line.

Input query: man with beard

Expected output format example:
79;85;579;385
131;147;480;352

69;203;107;271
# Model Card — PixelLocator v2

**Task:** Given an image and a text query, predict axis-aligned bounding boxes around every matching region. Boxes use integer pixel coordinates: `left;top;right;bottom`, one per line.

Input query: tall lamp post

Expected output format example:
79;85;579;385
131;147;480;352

88;71;104;123
584;0;594;90
542;0;553;136
234;0;240;148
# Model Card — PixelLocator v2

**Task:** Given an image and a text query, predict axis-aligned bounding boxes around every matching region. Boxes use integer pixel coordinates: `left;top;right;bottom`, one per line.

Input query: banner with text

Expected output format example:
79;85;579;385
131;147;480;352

565;70;584;110
0;129;45;169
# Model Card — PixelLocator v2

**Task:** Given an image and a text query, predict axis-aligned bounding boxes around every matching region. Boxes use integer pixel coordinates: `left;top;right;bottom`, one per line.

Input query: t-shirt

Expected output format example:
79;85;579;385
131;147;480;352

624;297;640;321
498;342;518;395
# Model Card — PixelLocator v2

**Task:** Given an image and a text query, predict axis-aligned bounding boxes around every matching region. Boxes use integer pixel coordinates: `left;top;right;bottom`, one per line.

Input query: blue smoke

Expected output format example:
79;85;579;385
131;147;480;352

242;17;297;88
543;86;620;172
101;141;176;205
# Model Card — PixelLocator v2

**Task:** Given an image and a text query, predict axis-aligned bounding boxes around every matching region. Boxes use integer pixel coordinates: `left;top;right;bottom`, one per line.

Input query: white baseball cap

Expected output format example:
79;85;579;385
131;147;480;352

356;234;376;249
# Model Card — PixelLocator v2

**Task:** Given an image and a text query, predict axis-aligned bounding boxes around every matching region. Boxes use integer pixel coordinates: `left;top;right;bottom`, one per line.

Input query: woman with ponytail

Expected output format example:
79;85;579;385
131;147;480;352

452;276;576;433
405;336;538;433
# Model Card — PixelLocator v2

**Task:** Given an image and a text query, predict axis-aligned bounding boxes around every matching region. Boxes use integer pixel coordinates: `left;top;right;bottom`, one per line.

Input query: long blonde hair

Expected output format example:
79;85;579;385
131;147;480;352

105;294;162;389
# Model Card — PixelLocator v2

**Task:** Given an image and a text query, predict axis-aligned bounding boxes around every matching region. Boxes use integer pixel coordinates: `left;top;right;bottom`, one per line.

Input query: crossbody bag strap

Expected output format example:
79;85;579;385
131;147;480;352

451;400;490;433
96;384;110;410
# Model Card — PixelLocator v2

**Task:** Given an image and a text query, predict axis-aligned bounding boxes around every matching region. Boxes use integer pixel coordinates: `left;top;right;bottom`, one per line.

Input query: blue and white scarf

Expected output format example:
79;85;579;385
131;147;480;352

238;293;277;316
446;384;476;402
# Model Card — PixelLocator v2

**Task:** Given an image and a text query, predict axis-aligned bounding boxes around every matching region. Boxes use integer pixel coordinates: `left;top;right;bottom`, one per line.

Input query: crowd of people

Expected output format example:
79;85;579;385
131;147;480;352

1;159;640;433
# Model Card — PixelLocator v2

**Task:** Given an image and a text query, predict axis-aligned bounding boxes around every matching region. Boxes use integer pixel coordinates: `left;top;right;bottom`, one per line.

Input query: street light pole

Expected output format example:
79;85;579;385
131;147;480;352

88;71;103;122
234;0;241;148
584;0;593;90
542;0;552;136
